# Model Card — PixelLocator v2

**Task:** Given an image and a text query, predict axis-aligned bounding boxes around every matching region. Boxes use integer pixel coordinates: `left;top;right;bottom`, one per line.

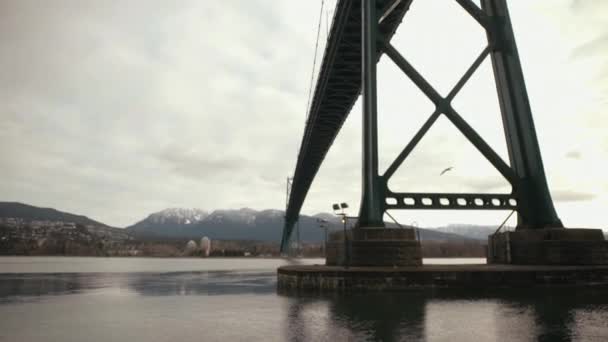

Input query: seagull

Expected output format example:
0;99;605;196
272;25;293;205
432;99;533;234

440;167;453;176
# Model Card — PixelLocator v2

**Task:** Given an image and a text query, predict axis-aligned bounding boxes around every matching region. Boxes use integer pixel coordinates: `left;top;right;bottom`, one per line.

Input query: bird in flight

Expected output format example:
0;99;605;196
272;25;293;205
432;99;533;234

440;167;453;176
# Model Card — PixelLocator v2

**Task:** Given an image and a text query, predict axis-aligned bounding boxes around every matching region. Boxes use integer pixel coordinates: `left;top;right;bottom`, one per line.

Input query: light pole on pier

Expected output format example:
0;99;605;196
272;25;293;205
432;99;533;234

333;202;354;267
316;218;328;257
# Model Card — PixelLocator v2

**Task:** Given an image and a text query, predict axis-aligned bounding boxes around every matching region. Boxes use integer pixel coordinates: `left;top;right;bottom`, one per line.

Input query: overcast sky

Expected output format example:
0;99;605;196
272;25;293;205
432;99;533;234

1;0;606;229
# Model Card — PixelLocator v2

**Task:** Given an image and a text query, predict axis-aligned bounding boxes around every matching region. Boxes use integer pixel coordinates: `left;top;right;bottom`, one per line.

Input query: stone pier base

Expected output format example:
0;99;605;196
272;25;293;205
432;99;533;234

277;264;608;292
325;228;422;267
487;228;608;265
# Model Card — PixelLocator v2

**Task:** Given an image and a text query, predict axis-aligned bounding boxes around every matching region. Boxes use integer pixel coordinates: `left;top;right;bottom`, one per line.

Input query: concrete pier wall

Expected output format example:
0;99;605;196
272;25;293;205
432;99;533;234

277;264;608;292
488;228;608;265
325;228;421;267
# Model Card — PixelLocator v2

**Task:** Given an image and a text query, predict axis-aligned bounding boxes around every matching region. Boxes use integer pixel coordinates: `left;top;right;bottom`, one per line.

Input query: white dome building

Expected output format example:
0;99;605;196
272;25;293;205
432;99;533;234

200;237;211;257
185;240;197;254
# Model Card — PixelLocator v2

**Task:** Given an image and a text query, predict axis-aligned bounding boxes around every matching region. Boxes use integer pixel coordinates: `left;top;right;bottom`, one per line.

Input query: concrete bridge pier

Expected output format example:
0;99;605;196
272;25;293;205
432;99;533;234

325;228;422;267
488;228;608;265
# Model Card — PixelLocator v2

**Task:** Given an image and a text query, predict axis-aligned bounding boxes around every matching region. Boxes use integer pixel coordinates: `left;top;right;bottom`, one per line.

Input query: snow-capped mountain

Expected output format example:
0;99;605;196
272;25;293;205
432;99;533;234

206;208;258;225
146;208;209;225
127;208;294;241
126;207;477;243
127;208;288;240
128;207;354;241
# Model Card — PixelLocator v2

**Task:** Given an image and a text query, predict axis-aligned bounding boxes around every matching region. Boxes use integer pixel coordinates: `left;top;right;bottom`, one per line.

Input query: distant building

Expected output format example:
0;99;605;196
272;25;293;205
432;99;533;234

185;240;197;253
200;237;211;257
63;223;76;229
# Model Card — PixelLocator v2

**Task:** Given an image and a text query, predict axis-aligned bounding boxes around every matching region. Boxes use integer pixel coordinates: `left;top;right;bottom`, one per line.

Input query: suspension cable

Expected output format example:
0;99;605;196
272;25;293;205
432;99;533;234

305;0;325;122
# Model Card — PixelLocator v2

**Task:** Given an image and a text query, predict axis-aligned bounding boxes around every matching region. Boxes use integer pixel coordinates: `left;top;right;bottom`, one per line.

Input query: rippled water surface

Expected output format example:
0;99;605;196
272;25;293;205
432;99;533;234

0;257;607;341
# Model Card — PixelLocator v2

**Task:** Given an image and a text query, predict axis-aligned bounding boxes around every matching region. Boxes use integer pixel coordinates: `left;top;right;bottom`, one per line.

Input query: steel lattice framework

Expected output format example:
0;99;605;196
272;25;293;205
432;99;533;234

281;0;562;251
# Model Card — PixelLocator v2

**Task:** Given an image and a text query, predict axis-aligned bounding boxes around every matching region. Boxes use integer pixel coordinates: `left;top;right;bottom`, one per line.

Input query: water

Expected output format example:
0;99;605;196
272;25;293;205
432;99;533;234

0;257;607;341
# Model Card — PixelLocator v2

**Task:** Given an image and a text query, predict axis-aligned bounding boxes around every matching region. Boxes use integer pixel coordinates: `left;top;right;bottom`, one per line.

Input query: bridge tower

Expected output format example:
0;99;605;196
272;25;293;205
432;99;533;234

358;0;562;229
282;0;608;266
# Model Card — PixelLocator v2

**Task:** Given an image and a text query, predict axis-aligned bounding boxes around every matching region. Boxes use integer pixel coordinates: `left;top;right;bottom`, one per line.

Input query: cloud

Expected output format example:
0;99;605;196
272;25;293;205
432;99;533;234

459;177;511;193
156;146;247;180
552;190;596;202
570;0;608;13
565;151;582;159
571;34;608;58
0;0;317;226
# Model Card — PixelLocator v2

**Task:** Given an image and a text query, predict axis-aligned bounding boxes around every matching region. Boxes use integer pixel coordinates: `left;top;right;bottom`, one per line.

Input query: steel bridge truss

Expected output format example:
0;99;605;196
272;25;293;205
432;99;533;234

380;8;515;212
281;0;563;251
359;0;562;229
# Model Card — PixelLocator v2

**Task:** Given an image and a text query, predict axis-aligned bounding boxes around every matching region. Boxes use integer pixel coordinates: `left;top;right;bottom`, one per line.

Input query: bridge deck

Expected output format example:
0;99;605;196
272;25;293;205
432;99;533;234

282;0;413;249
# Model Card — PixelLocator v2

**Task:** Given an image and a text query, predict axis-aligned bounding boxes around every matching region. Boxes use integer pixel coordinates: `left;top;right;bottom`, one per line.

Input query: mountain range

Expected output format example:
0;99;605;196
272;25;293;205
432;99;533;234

0;202;505;242
125;208;481;242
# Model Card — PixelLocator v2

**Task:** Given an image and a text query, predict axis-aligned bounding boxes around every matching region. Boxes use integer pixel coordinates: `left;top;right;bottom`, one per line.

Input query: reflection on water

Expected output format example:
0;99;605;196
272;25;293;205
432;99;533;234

281;289;608;342
128;271;277;296
0;257;607;341
329;293;426;341
0;270;277;301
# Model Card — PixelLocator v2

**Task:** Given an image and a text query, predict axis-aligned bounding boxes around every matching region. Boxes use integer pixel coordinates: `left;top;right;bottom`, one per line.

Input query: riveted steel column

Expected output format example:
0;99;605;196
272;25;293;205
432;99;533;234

358;0;385;227
482;0;562;229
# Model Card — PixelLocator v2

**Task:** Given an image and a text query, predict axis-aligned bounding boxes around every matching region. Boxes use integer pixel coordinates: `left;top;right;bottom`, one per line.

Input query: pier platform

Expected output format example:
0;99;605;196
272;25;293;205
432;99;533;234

277;264;608;292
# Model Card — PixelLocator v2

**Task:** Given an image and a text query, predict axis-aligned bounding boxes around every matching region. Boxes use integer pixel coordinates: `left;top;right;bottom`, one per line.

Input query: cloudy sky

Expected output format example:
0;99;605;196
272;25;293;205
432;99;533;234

1;0;606;229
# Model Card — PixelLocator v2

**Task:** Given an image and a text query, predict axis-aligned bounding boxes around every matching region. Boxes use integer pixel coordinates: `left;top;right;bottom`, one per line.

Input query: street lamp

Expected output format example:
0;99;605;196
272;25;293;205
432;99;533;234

332;202;350;267
411;221;420;241
316;218;328;257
